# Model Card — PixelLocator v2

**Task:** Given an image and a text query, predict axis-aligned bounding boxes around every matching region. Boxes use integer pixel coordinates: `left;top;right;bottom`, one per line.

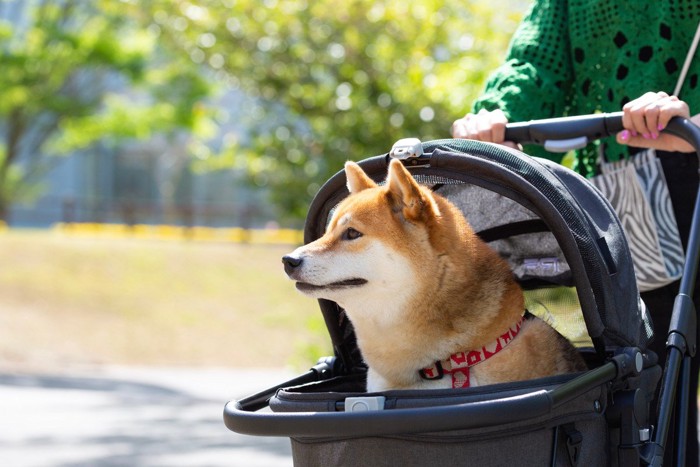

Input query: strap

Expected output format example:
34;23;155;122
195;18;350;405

476;219;549;243
419;315;525;388
562;423;582;467
674;20;700;97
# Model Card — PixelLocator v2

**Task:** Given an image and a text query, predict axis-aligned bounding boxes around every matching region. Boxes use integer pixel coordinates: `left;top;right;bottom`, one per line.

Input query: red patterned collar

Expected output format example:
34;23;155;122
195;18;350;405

419;315;525;388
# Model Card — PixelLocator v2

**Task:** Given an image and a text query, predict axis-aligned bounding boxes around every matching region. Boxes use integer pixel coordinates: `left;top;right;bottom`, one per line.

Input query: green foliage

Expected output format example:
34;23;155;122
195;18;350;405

0;0;527;223
151;0;526;221
0;0;215;217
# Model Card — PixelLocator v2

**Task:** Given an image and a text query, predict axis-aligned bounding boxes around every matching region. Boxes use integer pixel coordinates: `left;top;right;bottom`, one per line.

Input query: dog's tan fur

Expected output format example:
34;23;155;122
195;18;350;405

283;159;586;391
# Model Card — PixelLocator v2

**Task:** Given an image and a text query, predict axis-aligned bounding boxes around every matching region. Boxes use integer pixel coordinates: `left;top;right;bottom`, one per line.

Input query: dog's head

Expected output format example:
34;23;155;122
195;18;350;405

282;159;459;309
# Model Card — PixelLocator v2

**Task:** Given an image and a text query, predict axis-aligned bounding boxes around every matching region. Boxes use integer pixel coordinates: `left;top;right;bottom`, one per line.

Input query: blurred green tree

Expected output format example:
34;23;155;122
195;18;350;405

151;0;525;222
0;0;525;224
0;0;214;221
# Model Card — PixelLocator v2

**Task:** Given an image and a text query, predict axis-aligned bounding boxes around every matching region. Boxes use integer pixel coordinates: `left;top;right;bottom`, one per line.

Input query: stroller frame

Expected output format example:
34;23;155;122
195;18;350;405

224;113;700;467
508;113;700;466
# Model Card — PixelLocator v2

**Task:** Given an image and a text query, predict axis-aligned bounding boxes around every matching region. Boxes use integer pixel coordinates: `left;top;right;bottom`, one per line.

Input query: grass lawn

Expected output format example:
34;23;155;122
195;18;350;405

0;230;330;371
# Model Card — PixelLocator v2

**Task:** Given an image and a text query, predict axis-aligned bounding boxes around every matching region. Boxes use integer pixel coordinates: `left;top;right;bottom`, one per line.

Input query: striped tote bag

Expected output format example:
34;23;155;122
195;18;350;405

590;149;684;292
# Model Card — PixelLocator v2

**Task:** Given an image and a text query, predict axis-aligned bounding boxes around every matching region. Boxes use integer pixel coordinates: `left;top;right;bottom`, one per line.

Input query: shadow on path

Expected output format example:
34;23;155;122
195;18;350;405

0;368;293;467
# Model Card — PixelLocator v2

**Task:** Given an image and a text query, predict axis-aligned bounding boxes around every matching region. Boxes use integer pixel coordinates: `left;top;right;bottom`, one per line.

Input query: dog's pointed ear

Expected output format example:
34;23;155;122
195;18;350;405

345;161;377;193
387;159;439;222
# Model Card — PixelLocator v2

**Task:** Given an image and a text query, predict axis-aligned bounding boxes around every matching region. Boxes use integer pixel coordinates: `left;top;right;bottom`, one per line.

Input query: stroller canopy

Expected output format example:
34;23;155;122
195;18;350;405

303;139;652;369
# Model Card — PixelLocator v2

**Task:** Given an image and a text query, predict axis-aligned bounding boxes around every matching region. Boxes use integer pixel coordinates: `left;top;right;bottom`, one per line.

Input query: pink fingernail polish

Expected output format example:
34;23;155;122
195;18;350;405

620;130;630;141
657;123;665;131
652;133;659;140
643;133;651;139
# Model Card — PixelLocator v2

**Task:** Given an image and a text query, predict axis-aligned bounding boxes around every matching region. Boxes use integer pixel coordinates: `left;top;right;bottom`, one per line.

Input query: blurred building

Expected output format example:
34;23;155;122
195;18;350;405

8;91;279;230
2;0;280;230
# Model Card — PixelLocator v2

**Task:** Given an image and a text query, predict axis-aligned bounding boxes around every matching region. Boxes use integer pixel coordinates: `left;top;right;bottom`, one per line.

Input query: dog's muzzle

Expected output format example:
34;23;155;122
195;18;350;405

282;254;367;291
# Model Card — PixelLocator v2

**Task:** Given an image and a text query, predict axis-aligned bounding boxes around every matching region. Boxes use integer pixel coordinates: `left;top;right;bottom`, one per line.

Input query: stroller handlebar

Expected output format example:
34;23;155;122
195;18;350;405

505;111;625;148
504;113;700;156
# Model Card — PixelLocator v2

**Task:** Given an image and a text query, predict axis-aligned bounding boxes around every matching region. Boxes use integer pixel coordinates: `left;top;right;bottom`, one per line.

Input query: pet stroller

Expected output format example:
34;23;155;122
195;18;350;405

224;113;700;466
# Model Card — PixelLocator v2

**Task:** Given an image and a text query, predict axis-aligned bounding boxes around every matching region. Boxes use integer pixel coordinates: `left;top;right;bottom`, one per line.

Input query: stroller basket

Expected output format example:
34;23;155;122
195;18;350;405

225;113;700;467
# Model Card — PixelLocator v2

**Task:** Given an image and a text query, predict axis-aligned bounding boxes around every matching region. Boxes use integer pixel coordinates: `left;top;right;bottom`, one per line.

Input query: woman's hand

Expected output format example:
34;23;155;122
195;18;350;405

617;91;696;152
451;108;521;149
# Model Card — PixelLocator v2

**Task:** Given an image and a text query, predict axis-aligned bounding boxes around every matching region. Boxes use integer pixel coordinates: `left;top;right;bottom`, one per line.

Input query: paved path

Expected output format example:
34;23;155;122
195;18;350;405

0;366;294;467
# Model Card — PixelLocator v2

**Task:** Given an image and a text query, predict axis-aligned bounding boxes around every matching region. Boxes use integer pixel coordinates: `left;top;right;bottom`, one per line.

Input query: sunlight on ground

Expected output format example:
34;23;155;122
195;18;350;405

0;230;331;371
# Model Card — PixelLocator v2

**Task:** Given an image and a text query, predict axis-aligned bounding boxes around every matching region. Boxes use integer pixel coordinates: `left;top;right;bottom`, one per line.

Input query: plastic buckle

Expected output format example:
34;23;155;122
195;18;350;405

390;138;423;160
419;360;444;380
344;396;386;412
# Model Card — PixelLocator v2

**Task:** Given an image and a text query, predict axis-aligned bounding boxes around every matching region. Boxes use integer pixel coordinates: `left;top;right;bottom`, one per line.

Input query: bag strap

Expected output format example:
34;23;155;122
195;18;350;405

674;20;700;97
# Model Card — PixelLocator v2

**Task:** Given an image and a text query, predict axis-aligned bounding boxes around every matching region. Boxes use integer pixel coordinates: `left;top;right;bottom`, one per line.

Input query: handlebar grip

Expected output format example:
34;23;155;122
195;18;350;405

504;112;700;157
505;112;624;145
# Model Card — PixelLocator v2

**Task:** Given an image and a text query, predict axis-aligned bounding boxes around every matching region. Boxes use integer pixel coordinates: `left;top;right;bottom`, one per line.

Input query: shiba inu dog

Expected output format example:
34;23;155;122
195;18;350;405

282;159;586;392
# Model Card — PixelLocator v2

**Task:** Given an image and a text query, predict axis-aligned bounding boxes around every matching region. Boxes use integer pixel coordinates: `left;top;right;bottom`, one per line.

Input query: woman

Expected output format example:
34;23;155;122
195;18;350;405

451;1;700;465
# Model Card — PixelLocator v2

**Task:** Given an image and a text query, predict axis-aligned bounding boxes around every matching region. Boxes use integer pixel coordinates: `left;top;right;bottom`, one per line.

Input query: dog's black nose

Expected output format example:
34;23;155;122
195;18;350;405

282;255;303;275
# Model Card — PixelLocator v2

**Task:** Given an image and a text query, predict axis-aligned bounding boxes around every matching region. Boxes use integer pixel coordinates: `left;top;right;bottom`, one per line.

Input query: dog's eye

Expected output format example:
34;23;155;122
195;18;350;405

342;227;363;241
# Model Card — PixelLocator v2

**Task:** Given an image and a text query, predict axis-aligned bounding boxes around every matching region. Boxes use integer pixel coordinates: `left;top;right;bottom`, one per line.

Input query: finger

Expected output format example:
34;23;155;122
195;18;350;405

618;131;693;152
474;109;492;142
630;99;658;139
451;119;463;138
621;108;634;139
488;108;509;143
657;96;690;132
629;103;650;139
474;108;504;143
643;102;662;139
645;93;680;137
623;91;662;137
451;114;472;139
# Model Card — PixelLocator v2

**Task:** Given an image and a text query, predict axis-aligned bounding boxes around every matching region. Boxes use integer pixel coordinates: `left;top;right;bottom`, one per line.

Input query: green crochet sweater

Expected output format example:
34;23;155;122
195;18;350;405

472;0;700;176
